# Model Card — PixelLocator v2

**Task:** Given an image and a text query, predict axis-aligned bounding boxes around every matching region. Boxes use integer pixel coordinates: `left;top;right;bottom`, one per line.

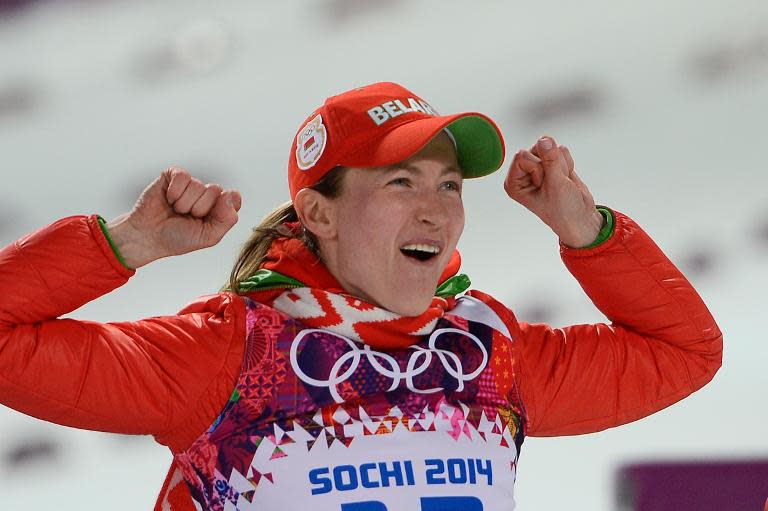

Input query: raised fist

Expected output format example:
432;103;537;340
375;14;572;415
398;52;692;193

504;136;603;248
106;166;242;269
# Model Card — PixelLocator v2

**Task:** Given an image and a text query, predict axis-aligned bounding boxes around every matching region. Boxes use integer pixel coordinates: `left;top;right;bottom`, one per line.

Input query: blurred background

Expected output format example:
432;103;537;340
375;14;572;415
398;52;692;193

1;0;766;509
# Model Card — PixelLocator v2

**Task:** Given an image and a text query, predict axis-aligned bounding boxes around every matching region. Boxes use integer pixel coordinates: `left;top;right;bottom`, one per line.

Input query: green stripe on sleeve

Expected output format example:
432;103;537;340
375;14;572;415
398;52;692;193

96;216;131;269
584;207;615;248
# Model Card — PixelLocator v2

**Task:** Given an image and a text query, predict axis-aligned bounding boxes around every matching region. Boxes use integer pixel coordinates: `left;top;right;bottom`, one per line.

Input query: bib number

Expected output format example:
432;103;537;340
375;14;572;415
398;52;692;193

342;496;483;510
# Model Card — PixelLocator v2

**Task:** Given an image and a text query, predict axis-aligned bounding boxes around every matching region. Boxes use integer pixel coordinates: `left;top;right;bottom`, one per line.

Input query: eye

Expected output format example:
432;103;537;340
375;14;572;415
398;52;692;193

441;180;462;193
388;177;411;187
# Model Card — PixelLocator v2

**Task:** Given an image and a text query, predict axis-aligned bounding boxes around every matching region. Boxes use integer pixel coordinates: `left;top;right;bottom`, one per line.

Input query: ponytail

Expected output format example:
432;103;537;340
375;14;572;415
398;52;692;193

222;166;348;293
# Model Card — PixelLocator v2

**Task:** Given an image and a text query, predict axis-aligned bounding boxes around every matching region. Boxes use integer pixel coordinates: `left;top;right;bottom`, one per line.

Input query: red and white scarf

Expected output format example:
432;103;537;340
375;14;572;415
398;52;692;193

155;230;466;511
244;232;463;351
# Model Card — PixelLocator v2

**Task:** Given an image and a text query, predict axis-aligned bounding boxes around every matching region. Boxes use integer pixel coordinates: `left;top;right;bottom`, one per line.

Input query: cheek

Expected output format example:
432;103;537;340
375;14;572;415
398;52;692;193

356;193;406;226
457;203;466;230
337;196;398;252
449;200;466;244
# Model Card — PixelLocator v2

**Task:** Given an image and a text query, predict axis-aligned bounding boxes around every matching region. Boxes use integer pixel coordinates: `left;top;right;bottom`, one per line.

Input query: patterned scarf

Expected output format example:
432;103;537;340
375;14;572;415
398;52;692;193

238;229;470;351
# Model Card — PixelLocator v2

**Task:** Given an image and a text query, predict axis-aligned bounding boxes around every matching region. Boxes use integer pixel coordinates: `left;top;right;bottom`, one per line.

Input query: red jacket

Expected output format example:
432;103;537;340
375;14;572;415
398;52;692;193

0;212;722;499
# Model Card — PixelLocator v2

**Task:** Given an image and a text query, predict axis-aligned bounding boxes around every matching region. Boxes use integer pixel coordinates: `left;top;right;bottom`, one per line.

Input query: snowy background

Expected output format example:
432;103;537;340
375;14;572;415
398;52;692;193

1;0;766;509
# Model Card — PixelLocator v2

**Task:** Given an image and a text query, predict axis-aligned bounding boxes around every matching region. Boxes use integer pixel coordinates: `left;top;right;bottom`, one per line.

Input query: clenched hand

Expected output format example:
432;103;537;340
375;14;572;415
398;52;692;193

504;136;604;248
106;167;242;269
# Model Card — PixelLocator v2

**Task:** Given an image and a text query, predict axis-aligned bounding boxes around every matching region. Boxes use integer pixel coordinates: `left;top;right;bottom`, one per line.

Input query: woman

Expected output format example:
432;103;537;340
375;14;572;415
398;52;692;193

0;82;722;511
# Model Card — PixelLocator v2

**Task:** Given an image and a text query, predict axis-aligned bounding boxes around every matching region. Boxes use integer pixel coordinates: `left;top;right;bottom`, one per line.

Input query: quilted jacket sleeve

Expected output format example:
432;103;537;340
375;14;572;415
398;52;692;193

476;209;722;437
0;215;246;452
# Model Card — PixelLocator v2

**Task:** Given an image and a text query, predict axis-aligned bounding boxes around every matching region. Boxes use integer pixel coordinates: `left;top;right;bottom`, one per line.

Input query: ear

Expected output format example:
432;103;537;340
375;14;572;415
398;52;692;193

294;188;337;241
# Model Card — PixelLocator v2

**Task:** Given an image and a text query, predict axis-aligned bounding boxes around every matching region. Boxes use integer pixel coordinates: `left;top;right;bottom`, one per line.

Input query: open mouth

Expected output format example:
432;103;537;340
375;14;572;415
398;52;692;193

400;243;441;262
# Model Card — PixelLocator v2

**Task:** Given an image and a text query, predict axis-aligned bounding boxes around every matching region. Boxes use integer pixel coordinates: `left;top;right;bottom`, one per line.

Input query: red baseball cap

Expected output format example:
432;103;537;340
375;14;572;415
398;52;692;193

288;81;505;201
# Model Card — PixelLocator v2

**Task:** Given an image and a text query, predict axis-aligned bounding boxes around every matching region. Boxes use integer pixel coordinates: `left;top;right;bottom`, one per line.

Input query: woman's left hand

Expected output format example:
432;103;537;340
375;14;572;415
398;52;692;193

504;135;605;248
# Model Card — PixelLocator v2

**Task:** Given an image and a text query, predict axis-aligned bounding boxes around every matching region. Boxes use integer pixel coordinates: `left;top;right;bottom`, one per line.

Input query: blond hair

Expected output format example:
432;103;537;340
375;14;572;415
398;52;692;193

223;166;348;293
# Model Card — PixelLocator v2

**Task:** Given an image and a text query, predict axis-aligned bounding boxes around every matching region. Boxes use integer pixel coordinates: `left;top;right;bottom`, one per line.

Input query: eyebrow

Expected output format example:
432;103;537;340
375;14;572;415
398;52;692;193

383;163;462;177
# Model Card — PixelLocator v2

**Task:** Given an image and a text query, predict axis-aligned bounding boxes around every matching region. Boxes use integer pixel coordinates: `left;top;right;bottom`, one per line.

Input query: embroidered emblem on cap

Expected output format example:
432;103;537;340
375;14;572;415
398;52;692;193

296;114;327;171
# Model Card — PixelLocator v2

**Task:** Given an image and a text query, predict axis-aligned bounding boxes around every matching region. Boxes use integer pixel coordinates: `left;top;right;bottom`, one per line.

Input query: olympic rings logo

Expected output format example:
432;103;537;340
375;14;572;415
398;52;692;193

289;328;489;403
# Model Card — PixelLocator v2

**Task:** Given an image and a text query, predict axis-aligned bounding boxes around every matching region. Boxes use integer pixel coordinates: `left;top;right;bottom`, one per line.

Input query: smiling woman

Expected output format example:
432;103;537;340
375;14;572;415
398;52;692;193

296;132;465;317
0;81;722;511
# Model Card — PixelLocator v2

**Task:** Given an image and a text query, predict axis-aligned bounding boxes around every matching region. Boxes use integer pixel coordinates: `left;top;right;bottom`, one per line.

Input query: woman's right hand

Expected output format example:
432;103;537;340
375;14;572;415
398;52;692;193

106;166;242;269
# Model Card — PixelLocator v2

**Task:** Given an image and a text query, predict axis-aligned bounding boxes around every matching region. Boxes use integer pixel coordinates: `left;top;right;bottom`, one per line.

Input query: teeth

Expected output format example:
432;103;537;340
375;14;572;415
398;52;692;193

401;244;440;254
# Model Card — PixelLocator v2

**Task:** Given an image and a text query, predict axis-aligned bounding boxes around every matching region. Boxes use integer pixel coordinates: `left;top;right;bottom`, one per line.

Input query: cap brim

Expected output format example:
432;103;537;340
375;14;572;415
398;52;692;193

339;112;505;178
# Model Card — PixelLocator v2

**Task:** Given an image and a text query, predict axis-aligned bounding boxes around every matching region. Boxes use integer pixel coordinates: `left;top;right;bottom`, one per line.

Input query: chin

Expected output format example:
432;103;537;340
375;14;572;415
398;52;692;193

382;294;434;317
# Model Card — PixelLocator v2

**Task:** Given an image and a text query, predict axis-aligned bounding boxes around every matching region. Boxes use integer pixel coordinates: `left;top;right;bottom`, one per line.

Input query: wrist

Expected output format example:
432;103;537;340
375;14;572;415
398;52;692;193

103;215;159;269
557;209;606;248
584;207;614;248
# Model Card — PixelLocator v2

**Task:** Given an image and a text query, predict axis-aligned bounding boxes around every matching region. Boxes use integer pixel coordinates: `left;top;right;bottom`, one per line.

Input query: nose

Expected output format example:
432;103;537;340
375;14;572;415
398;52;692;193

415;188;448;227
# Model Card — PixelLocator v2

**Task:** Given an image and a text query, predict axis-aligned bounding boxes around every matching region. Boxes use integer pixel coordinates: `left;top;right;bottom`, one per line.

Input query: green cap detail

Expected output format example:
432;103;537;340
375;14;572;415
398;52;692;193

447;115;504;179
